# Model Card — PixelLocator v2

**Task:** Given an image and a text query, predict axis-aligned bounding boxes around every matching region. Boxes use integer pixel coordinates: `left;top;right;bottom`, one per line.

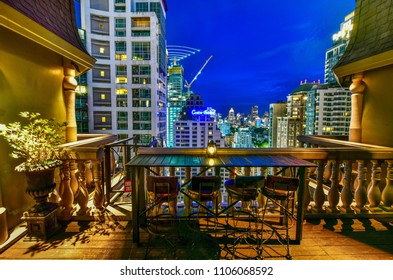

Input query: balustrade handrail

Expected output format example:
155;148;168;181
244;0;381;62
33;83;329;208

136;147;393;161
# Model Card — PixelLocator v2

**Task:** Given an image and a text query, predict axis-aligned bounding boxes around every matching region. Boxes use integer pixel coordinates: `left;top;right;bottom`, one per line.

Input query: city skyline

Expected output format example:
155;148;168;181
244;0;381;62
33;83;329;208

166;0;355;115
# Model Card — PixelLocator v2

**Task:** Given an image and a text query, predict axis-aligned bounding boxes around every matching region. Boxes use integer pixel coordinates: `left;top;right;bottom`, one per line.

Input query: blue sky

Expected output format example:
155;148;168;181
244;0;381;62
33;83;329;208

165;0;355;116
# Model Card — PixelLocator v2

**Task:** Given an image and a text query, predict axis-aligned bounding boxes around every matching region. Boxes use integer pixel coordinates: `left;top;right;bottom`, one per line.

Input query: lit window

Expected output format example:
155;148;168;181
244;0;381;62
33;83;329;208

76;86;87;94
115;54;127;60
116;77;127;84
116;88;127;95
100;71;105;77
100;47;105;53
102;117;106;123
101;94;105;100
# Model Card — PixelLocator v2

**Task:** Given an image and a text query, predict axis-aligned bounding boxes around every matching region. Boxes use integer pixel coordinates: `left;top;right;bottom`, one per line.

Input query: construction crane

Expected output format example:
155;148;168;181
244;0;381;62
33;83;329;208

184;55;213;96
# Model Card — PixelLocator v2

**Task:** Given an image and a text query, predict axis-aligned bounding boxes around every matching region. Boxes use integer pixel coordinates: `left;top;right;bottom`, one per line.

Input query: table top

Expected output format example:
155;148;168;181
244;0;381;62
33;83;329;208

127;153;316;168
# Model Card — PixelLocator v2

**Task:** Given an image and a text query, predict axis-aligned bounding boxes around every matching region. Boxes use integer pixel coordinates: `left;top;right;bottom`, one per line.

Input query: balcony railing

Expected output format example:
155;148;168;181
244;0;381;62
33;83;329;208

53;133;393;222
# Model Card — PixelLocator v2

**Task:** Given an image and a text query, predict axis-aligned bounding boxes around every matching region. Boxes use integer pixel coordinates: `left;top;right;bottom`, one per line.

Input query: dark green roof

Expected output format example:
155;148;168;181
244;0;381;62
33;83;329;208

290;83;316;94
334;0;393;69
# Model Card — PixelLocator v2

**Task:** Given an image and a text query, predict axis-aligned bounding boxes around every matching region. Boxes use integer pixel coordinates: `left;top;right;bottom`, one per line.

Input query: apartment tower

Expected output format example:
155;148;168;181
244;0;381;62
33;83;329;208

79;0;168;143
324;12;354;85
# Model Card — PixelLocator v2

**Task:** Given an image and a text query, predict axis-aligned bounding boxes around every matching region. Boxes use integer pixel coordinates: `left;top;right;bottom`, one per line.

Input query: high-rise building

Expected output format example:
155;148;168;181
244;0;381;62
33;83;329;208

79;0;168;144
250;105;259;122
227;107;235;124
268;102;286;148
305;84;351;136
174;94;224;148
167;61;185;147
232;128;253;148
173;94;226;206
276;83;314;148
324;11;354;85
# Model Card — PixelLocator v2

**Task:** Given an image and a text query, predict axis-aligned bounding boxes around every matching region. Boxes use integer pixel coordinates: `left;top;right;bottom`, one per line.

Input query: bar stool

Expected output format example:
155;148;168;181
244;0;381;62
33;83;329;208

146;175;179;216
186;176;222;240
144;175;179;259
259;175;299;260
223;175;265;259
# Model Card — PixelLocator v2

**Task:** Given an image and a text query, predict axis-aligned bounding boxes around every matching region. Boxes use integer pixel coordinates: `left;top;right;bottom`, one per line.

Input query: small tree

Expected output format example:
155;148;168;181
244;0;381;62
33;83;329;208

0;112;66;172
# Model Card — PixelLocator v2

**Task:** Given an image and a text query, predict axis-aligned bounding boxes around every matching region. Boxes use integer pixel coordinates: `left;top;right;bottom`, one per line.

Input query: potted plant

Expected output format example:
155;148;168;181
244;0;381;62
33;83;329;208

0;112;67;213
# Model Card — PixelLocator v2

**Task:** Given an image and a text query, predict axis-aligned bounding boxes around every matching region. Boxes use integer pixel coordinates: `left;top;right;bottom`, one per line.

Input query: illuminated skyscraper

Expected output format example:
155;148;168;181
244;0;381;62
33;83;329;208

79;0;168;144
324;11;354;85
276;83;313;148
250;105;259;122
167;61;185;147
227;107;235;124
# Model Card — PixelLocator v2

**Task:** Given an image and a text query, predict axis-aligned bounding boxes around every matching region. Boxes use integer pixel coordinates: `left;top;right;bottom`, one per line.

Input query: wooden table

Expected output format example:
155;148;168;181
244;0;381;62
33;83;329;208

126;148;316;244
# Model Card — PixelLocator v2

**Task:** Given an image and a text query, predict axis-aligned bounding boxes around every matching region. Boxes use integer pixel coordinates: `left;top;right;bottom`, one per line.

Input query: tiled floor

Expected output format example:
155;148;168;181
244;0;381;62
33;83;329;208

1;214;393;260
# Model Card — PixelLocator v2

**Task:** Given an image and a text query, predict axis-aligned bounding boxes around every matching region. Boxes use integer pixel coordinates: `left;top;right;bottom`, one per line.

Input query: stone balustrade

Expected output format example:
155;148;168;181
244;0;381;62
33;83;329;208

49;133;393;221
54;134;117;220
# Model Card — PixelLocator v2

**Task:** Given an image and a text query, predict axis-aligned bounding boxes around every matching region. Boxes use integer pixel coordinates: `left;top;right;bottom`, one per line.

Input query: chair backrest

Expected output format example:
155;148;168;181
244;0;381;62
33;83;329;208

146;175;179;195
266;175;299;192
190;176;221;195
235;175;265;189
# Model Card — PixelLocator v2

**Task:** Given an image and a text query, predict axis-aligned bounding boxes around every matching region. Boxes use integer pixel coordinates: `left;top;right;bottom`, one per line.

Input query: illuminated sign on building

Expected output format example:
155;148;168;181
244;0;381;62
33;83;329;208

191;107;216;116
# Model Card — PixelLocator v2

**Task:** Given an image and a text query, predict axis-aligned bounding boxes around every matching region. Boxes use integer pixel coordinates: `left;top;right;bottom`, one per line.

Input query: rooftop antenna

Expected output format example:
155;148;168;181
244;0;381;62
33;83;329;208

167;45;200;66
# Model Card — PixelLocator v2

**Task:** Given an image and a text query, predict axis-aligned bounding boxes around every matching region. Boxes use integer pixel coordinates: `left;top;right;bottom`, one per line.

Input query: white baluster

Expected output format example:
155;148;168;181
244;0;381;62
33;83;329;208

354;160;368;213
312;160;326;213
367;160;382;212
85;160;94;189
340;160;354;213
382;160;393;208
93;160;104;211
327;160;340;213
76;161;90;215
70;160;78;196
59;160;75;220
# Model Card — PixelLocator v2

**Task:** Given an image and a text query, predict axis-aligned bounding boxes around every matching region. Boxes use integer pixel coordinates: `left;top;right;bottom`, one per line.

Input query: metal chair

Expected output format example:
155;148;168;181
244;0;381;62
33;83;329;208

188;176;222;215
146;175;179;216
144;175;179;259
185;176;222;243
223;175;265;259
259;175;299;260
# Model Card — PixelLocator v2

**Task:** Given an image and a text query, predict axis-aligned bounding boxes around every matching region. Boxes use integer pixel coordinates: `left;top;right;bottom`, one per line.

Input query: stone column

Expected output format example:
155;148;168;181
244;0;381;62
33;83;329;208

349;72;366;143
62;65;78;143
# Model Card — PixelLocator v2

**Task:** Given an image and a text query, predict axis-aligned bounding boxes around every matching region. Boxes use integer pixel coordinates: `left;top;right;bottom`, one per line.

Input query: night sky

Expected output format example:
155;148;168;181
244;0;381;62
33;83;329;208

165;0;355;116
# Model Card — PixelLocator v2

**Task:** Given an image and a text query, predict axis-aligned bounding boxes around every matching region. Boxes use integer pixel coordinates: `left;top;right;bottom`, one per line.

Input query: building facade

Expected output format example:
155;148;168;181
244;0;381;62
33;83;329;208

80;0;168;143
324;11;354;85
276;83;313;148
167;62;185;147
268;102;286;148
305;84;351;136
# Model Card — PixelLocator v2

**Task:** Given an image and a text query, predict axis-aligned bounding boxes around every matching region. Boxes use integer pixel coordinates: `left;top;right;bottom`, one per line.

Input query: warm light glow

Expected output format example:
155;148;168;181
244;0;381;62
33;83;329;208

101;94;105;100
99;47;105;53
208;158;215;166
116;77;127;83
101;117;106;123
206;140;217;158
116;88;128;95
100;71;105;77
115;54;127;60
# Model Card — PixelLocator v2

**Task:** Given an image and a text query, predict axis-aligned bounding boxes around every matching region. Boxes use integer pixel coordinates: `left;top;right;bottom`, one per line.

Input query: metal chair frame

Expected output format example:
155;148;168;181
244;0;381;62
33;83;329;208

258;175;299;260
223;175;265;259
